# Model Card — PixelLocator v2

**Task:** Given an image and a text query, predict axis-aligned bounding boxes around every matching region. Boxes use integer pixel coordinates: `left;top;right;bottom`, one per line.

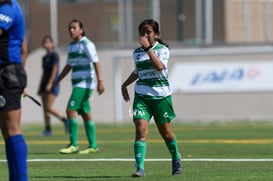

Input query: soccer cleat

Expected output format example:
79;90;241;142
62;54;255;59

172;158;182;176
41;130;52;137
59;145;79;154
131;167;145;177
78;147;99;154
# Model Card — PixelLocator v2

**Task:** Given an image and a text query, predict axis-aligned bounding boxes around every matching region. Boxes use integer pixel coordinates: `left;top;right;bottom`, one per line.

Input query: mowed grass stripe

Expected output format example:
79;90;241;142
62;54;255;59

1;158;273;162
22;124;273;136
1;138;273;145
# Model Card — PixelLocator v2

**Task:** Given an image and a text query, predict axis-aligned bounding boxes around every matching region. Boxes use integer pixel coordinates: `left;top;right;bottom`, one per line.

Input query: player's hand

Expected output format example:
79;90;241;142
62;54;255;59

121;84;130;102
46;83;52;92
51;81;58;91
138;36;150;49
97;81;105;95
22;89;28;98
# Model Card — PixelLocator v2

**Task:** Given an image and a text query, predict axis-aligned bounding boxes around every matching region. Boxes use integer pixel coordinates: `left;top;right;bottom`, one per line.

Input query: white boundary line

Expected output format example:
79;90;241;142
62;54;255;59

1;158;273;162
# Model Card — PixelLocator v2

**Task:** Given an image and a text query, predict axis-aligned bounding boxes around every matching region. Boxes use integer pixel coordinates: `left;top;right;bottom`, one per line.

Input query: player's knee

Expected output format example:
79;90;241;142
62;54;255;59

66;109;76;118
161;131;174;142
45;108;53;113
135;129;148;140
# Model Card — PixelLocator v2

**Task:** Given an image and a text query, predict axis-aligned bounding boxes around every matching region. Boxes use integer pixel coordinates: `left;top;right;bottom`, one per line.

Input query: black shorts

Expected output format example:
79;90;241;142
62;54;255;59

0;64;27;111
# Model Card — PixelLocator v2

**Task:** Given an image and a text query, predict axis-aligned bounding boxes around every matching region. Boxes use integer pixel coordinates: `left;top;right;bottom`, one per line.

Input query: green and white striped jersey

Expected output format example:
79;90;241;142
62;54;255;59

133;41;172;100
67;36;99;89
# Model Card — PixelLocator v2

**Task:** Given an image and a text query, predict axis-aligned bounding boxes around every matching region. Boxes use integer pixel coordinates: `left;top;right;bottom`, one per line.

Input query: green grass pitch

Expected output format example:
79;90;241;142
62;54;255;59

1;121;273;181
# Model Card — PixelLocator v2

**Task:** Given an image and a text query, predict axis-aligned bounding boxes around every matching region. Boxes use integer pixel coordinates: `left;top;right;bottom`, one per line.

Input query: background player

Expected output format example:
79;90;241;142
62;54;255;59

54;19;105;154
38;35;67;136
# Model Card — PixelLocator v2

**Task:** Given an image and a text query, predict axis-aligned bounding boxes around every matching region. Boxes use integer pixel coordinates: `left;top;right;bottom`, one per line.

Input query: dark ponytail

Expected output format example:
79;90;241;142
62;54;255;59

156;37;169;49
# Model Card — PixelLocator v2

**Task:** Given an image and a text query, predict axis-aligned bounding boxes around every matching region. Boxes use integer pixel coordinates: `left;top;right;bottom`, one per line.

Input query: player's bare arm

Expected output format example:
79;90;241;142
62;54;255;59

94;62;105;95
53;64;71;87
46;64;58;92
21;38;27;67
121;71;138;102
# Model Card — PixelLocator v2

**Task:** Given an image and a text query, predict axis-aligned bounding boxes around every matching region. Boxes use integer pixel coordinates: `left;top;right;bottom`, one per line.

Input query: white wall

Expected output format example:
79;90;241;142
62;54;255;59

22;46;273;124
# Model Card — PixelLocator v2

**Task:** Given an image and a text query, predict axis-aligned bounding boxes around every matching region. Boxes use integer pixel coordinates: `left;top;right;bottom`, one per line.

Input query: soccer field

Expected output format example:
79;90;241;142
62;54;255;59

1;121;273;181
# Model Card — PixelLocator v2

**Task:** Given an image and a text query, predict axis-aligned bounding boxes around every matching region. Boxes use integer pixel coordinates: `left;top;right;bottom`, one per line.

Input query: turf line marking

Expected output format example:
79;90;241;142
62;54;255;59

1;158;273;163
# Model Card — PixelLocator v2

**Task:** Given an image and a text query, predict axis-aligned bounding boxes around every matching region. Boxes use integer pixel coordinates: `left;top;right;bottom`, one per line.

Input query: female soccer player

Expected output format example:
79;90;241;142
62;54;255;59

38;35;67;136
54;19;105;154
121;19;182;177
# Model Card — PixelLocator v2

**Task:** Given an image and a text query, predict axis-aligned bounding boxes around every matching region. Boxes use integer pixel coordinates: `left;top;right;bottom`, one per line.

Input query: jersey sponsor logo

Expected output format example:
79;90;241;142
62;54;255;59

133;109;145;117
136;52;149;61
0;13;12;23
139;70;156;79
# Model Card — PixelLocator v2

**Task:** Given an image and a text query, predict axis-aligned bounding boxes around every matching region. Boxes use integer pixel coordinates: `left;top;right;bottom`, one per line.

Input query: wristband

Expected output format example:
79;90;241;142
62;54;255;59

143;45;153;52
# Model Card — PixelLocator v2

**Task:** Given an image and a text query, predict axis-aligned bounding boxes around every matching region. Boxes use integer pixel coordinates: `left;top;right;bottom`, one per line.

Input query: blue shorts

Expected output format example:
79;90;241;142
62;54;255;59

38;79;60;96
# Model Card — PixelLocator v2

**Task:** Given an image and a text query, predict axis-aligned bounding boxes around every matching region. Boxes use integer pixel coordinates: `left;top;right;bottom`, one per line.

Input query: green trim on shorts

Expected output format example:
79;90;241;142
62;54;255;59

67;87;93;114
133;94;176;124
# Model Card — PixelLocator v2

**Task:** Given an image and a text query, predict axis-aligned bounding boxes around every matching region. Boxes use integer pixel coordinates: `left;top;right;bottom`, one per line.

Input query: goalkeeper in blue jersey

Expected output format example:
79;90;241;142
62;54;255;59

121;19;182;177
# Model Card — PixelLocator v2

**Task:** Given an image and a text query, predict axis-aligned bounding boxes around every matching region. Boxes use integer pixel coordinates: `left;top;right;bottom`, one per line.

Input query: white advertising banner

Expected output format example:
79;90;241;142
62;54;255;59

169;61;273;93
